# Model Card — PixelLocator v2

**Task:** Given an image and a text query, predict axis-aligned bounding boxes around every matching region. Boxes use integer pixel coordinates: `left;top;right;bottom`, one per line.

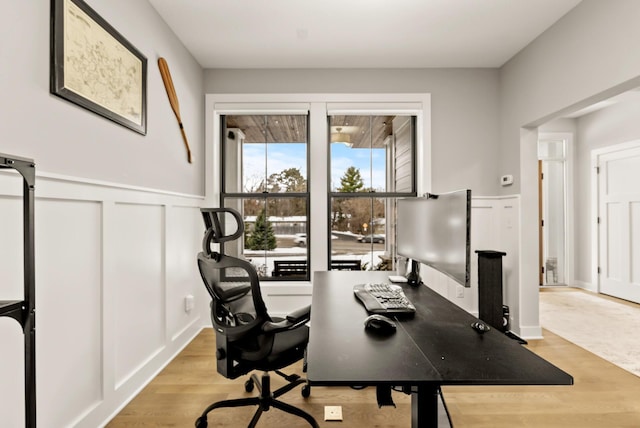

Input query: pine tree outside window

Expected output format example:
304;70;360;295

221;114;310;280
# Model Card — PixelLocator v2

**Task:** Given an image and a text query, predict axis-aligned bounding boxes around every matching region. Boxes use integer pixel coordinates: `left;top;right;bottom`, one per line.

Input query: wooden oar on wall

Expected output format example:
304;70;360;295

158;57;192;163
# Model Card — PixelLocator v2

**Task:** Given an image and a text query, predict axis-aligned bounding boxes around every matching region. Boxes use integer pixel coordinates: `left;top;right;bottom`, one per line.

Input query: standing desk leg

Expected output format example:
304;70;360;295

411;386;438;428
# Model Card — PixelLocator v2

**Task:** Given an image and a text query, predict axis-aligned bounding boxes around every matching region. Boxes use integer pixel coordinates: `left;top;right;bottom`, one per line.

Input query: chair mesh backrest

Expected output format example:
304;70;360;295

197;207;272;343
198;252;271;339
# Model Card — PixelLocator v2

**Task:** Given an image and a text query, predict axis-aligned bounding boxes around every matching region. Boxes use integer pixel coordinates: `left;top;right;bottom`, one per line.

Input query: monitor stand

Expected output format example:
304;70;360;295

405;259;422;286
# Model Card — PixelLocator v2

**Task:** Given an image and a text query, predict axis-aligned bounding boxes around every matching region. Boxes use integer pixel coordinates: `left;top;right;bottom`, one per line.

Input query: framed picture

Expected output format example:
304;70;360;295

50;0;147;135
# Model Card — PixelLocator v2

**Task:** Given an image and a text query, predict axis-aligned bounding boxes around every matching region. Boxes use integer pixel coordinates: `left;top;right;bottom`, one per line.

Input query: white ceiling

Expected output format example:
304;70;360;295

148;0;582;69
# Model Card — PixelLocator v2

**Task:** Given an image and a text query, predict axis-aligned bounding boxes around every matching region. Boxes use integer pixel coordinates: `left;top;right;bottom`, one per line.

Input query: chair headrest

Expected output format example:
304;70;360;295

201;207;244;255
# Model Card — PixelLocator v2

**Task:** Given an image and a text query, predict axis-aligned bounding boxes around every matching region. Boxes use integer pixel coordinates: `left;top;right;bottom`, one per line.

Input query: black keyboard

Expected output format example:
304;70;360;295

353;282;416;315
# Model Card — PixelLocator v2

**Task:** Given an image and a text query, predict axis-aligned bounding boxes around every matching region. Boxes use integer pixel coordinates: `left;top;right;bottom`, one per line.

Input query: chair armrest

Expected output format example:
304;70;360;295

286;305;311;324
261;305;311;333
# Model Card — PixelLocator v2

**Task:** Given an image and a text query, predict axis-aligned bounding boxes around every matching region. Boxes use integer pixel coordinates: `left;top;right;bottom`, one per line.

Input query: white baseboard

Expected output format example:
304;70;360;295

573;280;596;292
95;325;203;428
518;325;543;340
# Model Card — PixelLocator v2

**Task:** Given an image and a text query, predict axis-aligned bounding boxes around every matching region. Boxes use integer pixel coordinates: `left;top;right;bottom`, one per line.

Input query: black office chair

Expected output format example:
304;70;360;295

195;208;318;428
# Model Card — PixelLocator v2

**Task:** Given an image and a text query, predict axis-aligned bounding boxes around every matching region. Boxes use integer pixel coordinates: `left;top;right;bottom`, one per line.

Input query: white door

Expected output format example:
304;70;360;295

597;143;640;303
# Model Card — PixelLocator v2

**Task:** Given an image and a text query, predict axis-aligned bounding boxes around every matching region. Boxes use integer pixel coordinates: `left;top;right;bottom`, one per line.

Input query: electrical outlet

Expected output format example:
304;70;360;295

456;285;464;298
324;406;343;421
184;295;195;313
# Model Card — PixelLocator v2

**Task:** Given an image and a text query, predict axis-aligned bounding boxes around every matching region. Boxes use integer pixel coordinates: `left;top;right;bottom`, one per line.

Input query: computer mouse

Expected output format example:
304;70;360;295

364;314;397;334
471;321;491;334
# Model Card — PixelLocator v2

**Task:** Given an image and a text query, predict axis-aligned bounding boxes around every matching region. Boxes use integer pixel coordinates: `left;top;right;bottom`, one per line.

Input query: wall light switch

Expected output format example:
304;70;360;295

456;285;464;298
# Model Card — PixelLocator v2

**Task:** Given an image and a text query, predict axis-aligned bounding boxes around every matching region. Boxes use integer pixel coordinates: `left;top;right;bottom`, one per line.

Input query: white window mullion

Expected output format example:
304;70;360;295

309;102;329;272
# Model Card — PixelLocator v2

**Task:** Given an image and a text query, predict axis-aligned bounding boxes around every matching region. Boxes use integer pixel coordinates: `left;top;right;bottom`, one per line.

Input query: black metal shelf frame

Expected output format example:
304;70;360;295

1;153;36;428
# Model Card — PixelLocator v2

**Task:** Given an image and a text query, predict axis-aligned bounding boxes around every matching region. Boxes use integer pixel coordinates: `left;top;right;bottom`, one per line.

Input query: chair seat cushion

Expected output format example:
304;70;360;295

243;323;309;371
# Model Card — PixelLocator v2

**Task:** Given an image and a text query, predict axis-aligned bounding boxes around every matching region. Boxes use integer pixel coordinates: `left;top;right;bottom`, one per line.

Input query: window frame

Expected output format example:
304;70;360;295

205;94;431;284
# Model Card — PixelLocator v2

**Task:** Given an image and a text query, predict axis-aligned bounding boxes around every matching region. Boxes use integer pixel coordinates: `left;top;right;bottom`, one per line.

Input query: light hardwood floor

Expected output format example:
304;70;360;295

108;306;640;427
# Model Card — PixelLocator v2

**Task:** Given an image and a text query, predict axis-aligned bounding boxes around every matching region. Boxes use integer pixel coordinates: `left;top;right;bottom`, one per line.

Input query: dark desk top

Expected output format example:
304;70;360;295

307;271;572;387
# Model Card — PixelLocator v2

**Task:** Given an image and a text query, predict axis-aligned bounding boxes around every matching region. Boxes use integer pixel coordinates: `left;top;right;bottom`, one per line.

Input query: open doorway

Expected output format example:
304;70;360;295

538;137;568;286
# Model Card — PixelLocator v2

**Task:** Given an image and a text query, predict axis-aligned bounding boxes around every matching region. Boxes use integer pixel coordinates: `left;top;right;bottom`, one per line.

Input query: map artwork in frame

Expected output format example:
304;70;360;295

50;0;147;135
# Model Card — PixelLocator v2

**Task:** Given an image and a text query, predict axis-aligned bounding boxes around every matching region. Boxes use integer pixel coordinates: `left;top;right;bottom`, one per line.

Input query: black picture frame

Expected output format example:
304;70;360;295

50;0;147;135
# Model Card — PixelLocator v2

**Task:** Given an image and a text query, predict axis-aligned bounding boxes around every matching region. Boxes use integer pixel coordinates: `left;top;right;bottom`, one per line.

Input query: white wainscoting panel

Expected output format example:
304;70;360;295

0;171;204;428
498;200;521;334
421;196;522;332
0;318;24;428
37;199;103;427
111;203;165;389
166;205;204;341
475;196;521;334
0;195;23;299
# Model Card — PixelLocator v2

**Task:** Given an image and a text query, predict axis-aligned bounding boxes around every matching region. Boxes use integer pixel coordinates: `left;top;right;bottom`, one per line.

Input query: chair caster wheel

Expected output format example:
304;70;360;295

195;416;208;428
245;378;255;392
301;384;311;398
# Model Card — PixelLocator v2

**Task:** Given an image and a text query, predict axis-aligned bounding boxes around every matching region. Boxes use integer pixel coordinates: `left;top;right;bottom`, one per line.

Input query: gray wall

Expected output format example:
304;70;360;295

499;0;640;329
0;0;205;195
204;68;501;196
499;0;640;192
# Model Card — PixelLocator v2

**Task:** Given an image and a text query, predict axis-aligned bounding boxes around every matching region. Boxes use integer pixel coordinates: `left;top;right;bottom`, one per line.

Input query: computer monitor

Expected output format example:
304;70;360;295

397;189;471;287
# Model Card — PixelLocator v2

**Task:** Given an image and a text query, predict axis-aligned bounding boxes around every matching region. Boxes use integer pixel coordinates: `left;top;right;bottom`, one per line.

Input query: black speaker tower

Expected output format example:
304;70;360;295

476;250;507;331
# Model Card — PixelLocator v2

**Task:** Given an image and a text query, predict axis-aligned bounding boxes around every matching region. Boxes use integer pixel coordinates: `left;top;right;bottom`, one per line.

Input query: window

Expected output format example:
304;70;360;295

329;115;416;271
221;114;310;280
211;95;428;282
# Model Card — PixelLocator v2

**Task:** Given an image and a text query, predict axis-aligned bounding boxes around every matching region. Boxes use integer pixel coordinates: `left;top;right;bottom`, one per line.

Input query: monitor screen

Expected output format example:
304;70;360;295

397;190;471;287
